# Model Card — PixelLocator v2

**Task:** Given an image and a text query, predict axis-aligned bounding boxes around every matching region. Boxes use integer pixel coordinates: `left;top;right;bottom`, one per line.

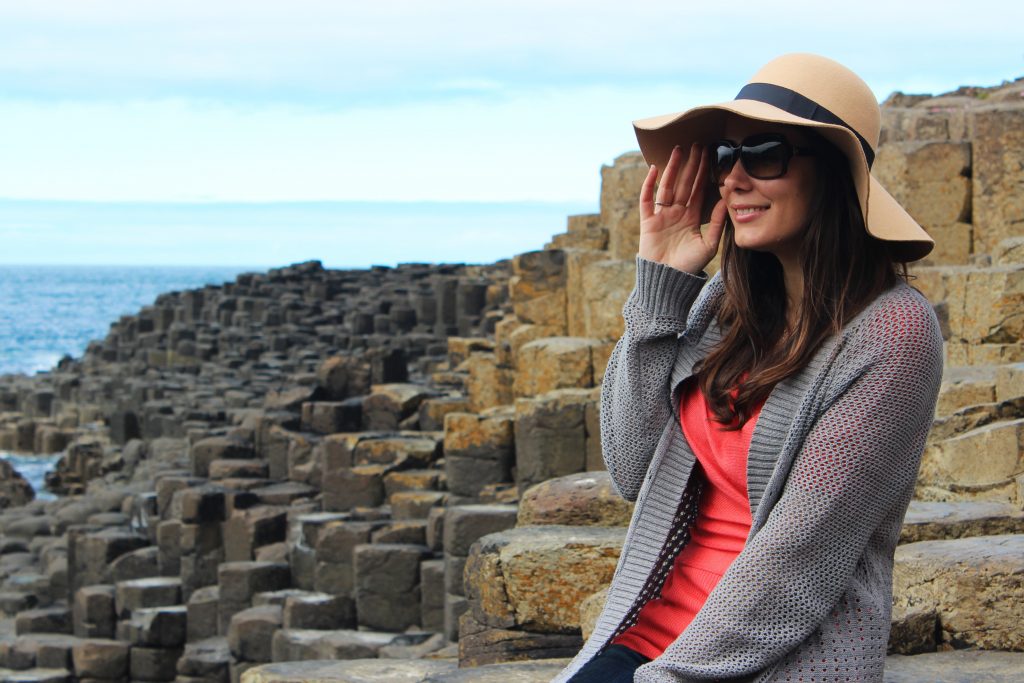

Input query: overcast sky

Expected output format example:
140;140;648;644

0;0;1019;206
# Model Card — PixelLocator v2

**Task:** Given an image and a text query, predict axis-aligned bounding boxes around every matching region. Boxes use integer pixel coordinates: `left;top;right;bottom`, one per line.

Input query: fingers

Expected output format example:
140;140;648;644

685;145;710;210
704;198;728;251
639;164;658;220
642;143;708;223
657;145;683;205
674;143;703;208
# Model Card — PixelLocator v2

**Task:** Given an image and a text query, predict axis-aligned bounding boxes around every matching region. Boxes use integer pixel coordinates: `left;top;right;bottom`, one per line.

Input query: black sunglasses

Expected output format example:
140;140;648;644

710;133;815;185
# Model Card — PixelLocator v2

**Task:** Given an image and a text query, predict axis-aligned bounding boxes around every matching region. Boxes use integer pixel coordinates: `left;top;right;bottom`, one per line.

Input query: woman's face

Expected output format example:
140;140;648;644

717;117;817;264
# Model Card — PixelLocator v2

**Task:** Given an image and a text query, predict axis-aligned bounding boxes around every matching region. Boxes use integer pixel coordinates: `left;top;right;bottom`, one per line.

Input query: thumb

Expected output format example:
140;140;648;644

704;199;728;252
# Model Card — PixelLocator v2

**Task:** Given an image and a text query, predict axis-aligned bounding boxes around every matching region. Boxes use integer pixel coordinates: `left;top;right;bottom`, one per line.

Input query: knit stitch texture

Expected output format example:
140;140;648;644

553;257;943;683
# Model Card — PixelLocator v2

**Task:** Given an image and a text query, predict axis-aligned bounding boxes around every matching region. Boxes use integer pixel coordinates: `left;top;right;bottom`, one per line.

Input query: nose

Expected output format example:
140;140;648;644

720;157;752;193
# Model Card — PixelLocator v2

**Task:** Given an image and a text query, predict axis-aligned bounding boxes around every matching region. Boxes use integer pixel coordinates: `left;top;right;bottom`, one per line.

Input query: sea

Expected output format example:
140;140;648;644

0;264;250;497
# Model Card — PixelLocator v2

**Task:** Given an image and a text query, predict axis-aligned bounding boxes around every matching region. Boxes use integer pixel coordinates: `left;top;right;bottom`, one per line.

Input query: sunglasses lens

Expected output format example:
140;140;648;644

742;139;788;179
712;143;737;184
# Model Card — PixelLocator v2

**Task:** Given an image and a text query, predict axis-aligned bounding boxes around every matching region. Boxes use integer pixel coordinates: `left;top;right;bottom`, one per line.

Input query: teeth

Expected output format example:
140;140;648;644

736;207;767;216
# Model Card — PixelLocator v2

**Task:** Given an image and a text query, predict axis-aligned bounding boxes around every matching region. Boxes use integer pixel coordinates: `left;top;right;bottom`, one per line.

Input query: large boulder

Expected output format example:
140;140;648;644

893;534;1024;650
518;472;633;527
463;525;624;634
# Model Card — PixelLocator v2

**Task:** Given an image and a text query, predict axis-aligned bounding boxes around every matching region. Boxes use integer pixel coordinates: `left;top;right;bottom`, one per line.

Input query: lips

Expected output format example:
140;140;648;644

733;205;768;216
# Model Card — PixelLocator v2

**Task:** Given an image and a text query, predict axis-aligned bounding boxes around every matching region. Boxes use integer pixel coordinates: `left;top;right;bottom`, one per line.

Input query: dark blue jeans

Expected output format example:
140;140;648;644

567;644;651;682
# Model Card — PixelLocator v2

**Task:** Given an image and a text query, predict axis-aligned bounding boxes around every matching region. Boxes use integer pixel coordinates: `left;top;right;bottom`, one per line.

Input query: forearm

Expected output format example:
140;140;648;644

601;257;708;500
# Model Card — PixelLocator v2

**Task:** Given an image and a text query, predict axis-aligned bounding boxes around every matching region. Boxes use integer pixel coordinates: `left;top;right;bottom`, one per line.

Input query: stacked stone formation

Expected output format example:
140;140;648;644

0;260;514;681
1;77;1023;683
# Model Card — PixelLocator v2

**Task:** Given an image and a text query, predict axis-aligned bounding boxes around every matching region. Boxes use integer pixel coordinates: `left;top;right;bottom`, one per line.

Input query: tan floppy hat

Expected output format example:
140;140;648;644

633;53;934;262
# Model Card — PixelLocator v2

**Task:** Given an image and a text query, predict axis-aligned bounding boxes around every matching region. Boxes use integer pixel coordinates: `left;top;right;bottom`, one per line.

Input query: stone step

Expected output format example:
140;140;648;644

918;418;1024;505
0;669;71;683
461;525;619;664
912;264;1024;352
936;364;1000;416
894;534;1024;651
240;658;456;683
241;657;574;683
271;629;433;662
424;658;573;681
884;650;1024;682
900;500;1024;543
231;649;1024;683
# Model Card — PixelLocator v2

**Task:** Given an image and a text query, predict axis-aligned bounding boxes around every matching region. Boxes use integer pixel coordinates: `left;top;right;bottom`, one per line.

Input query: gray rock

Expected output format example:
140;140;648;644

353;544;431;631
228;605;283;663
884;650;1024;682
424;657;572;682
240;658;456;682
70;638;130;679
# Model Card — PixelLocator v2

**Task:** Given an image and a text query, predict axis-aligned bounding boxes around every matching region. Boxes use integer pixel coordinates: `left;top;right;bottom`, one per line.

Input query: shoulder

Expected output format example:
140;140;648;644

841;282;944;371
847;283;940;342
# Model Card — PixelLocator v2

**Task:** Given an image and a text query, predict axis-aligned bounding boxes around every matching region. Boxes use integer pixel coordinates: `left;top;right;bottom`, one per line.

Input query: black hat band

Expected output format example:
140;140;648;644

735;82;875;168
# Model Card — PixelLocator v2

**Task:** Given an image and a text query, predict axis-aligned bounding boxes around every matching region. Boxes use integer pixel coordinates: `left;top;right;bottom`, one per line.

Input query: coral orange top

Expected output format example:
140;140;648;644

612;378;765;660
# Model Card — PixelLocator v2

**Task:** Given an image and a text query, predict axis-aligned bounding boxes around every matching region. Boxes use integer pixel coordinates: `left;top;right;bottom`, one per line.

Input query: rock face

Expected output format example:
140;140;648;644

0;457;34;508
893;535;1024;650
462;525;624;659
517;472;632;527
0;75;1022;680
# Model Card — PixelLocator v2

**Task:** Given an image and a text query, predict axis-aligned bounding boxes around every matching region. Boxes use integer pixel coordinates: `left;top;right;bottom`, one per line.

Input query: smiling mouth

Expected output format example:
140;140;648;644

734;207;768;216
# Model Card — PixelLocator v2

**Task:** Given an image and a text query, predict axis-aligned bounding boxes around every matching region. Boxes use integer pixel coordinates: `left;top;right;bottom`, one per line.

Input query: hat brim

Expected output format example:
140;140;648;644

633;99;934;262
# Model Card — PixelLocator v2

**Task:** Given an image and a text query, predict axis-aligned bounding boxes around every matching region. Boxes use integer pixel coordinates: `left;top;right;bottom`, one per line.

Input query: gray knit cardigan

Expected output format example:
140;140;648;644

552;258;943;683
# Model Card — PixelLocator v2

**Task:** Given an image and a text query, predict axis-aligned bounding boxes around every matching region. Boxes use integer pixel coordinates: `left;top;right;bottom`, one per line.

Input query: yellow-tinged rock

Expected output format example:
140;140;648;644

513;337;600;398
512;290;567;332
447;337;494;368
443;408;515;457
893;534;1024;651
996;363;1024;402
517;472;633;527
913;265;1024;346
972;105;1024;256
464;526;625;634
566;250;614;338
465;352;513;413
579;587;608;642
241;659;456;683
920;222;973;265
935;366;997;416
873;141;971;230
579;259;636;341
601;152;649;261
920;418;1024;488
505;324;560;367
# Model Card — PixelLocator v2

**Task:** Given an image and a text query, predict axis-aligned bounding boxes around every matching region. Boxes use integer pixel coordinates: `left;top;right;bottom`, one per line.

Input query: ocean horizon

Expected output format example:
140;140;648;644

0;198;596;376
0;198;596;268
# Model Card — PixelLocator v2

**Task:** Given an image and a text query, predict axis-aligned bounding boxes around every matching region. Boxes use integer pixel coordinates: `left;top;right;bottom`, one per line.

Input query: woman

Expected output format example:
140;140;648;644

554;54;943;682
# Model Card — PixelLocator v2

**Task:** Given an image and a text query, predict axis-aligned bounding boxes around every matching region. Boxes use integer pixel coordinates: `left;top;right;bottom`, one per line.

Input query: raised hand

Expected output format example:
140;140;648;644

638;143;727;275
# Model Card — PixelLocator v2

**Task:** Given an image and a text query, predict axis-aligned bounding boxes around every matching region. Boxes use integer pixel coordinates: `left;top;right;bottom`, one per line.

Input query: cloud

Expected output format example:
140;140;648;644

0;1;1018;105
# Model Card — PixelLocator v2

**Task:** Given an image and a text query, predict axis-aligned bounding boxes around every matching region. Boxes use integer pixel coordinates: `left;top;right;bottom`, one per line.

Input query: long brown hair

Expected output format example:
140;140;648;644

697;131;906;428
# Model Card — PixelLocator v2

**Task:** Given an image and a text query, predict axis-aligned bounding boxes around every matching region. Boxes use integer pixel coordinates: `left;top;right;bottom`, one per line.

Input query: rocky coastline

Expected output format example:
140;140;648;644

0;77;1023;683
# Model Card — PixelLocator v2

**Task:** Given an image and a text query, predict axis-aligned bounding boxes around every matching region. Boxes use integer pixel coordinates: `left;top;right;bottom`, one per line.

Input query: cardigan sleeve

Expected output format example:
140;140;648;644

635;289;944;681
600;256;709;501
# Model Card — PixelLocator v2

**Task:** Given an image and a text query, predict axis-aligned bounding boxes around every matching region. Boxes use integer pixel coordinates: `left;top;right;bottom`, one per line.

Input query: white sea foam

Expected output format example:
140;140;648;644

0;451;63;501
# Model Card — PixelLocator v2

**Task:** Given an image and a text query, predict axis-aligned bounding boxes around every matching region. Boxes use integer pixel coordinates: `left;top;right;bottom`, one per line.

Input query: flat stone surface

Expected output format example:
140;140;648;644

884;650;1024;682
900;500;1024;543
894;534;1024;650
424;658;572;682
0;669;72;683
241;659;456;683
465;525;624;632
517;472;633;527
